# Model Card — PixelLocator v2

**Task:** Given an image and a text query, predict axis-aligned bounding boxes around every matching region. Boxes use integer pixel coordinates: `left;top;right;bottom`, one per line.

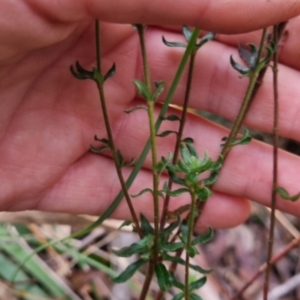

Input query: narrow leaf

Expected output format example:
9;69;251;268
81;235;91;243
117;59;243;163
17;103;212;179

133;80;152;101
197;32;215;48
90;144;109;154
182;137;194;144
195;187;212;201
189;277;207;292
192;227;214;246
276;187;300;202
163;182;189;197
112;259;147;283
157;130;178;137
123;157;135;168
190;293;203;300
161;214;181;239
124;105;148;114
112;234;153;257
187;246;199;258
169;273;185;291
119;220;133;229
153;81;165;102
180;220;189;244
172;293;184;300
163;115;181;122
155;263;172;291
94;136;110;144
183;26;193;42
131;188;153;198
185;142;199;158
230;56;251;75
161;242;185;252
103;63;116;81
168;171;186;186
162;36;186;48
141;214;154;235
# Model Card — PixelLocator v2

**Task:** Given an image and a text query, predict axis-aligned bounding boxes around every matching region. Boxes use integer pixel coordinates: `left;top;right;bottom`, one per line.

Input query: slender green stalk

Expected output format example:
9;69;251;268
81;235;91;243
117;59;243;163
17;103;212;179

160;51;197;229
195;28;270;225
184;192;198;300
263;22;287;300
136;24;160;300
221;28;268;159
94;20;142;238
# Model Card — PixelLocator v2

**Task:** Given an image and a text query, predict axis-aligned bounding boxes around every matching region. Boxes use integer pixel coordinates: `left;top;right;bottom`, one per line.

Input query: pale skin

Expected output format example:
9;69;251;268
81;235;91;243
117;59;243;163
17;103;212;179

1;1;300;229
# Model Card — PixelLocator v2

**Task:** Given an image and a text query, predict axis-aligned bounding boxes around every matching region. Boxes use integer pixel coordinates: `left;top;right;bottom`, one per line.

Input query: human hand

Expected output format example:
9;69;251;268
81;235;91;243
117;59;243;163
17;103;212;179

1;1;300;229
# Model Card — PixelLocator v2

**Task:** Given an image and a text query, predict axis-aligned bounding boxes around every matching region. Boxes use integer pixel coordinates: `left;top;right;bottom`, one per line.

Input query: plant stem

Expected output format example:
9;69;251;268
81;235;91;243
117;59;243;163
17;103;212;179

160;51;197;229
184;192;198;299
94;20;142;238
263;21;287;300
136;24;160;300
221;28;268;159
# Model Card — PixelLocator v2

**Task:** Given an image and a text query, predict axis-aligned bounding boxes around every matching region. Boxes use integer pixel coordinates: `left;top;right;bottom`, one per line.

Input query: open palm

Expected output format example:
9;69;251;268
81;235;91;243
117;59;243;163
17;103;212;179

1;1;300;229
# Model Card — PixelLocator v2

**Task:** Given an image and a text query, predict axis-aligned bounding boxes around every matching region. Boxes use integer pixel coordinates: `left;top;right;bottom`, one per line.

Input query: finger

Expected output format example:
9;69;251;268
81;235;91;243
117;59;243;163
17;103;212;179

215;16;300;71
87;99;300;217
27;0;300;34
143;28;300;141
33;152;251;229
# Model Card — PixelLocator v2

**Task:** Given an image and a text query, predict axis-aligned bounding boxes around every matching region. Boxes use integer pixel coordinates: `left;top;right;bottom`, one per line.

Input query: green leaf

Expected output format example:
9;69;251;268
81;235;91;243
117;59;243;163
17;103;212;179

163;253;211;274
153;154;173;173
155;263;172;291
187;246;199;258
196;32;215;48
222;129;252;148
230;56;251;75
195;187;212;201
162;36;186;48
133;80;152;101
172;293;184;300
276;187;300;202
180;143;192;164
112;234;153;257
185;142;199;158
163;183;189;197
116;150;125;167
157;130;178;137
124;105;148;114
203;173;218;186
238;44;258;68
169;273;185;291
161;242;185;252
183;26;193;42
94;136;110;144
192;227;214;246
141;214;154;235
168;170;186;186
163;115;181;121
189;277;207;292
161;215;181;240
153;81;165;102
180;220;189;244
90;144;109;154
112;258;147;283
131;188;153;198
182;137;194;144
103;63;116;81
190;293;203;300
123;157;135;167
119;220;133;229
